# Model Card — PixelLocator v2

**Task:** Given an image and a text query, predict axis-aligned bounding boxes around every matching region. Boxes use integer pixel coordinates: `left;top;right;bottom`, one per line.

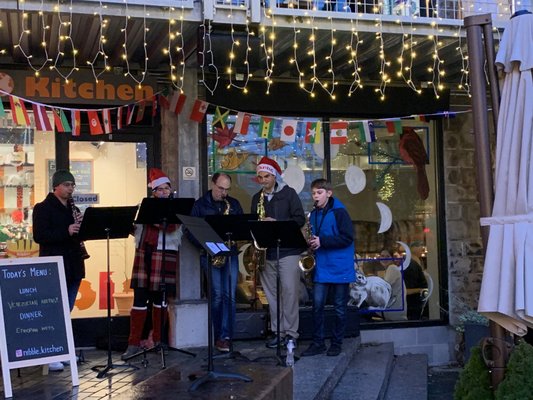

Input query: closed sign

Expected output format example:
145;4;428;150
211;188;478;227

72;193;99;204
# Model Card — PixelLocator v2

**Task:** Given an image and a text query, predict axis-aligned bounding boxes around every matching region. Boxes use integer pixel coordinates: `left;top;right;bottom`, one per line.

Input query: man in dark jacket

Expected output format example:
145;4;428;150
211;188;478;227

190;172;243;352
32;169;87;371
250;157;305;349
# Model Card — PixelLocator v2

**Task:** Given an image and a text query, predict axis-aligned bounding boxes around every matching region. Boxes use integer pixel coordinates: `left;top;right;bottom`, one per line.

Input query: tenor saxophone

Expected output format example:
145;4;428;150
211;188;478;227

299;202;317;273
252;189;267;270
212;198;231;267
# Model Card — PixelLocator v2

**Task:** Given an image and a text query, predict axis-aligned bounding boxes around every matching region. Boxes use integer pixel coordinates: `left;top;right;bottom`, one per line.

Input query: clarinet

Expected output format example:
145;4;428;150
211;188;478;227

68;197;91;260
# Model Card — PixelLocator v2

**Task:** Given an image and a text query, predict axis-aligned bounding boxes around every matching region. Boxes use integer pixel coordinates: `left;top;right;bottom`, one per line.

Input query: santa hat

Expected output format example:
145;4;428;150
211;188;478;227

149;168;171;190
256;156;282;176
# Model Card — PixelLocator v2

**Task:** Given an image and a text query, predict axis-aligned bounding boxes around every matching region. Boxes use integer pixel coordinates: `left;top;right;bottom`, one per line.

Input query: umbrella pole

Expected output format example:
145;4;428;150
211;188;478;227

464;14;507;389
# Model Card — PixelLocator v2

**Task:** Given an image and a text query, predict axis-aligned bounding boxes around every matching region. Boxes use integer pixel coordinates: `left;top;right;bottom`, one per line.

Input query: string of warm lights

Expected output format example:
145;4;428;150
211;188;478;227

291;19;315;95
87;1;110;83
166;5;186;91
52;0;78;83
199;19;220;96
428;20;444;99
313;17;337;99
396;16;421;93
347;16;363;96
121;2;149;88
226;1;252;93
15;0;51;75
456;26;471;97
259;6;276;95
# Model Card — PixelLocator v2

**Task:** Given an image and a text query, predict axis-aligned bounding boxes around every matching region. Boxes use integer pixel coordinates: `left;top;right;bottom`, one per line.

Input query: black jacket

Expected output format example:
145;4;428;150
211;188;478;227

32;193;86;281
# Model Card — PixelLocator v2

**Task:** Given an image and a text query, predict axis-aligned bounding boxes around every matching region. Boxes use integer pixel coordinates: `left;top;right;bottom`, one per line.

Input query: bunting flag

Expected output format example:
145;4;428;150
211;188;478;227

280;119;298;142
102;109;112;134
414;115;426;122
259;116;274;139
0;98;5;117
151;95;158;117
356;121;375;143
305;121;322;144
87;110;104;135
330;121;348;144
9;96;30;126
136;101;145;123
189;99;209;122
71;110;81;136
32;104;52;131
53;109;71;132
126;104;135;126
169;91;187;115
385;119;402;135
117;106;124;130
233;112;251;135
212;106;229;129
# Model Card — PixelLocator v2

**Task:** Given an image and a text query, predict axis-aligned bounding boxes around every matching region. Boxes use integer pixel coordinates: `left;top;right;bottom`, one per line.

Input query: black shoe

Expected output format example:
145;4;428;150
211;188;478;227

284;335;297;349
327;344;342;356
301;343;326;357
266;336;285;349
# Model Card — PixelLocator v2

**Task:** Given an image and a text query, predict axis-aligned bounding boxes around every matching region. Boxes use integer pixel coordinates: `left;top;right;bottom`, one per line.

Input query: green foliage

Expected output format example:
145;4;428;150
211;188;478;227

454;346;494;400
456;310;490;333
495;341;533;400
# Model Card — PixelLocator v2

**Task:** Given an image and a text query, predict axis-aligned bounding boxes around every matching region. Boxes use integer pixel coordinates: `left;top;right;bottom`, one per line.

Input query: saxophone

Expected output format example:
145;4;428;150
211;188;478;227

252;189;267;270
68;197;90;260
299;202;317;273
211;198;231;267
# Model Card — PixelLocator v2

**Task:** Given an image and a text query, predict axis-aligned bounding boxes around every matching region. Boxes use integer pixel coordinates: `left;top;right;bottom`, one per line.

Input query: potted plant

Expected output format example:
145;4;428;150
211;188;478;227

455;309;490;364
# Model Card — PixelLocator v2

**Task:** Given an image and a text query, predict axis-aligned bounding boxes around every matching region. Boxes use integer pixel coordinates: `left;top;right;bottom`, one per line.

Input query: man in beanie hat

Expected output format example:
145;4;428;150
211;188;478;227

251;156;305;349
122;168;183;360
33;169;86;371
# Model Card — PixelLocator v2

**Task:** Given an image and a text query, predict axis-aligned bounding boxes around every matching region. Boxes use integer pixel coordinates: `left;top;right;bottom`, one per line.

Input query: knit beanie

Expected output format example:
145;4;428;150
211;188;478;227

52;170;75;188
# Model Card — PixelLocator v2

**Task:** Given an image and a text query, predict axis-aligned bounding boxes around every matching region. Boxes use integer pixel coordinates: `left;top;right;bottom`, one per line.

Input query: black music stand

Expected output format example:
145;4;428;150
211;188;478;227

205;214;258;361
177;214;253;392
124;197;196;368
249;220;307;366
79;206;139;379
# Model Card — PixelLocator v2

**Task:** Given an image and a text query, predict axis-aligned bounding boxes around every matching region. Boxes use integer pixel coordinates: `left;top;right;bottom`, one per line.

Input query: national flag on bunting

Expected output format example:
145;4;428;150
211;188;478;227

234;112;251;135
414;115;426;122
117;106;124;130
385;119;402;135
102;109;112;134
126;105;135;126
189;100;209;122
305;121;322;144
169;91;187;115
330;121;348;144
259;117;274;139
87;110;104;135
32;104;52;131
9;96;30;126
71;110;81;136
136;101;145;123
280;119;298;142
53;109;71;132
0;99;5;117
356;121;375;143
212;106;229;129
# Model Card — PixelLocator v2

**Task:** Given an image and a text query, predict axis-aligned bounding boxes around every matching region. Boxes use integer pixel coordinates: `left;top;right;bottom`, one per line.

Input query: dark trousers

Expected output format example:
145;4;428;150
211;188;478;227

312;282;350;346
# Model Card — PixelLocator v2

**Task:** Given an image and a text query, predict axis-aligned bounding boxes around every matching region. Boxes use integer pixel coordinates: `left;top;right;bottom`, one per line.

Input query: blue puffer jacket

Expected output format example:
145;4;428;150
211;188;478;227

310;197;355;284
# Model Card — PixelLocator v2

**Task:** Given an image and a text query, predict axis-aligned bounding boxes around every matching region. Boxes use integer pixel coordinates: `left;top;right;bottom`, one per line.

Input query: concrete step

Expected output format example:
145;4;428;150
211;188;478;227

329;342;395;400
384;353;428;400
293;336;361;400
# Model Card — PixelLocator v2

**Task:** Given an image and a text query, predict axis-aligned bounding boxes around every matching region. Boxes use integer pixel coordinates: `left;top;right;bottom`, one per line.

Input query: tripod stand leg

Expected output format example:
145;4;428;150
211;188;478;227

188;370;252;392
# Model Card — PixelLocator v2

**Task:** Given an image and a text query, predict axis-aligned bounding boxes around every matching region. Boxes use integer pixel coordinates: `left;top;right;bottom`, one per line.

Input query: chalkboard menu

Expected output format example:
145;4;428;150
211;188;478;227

0;259;68;362
47;159;93;193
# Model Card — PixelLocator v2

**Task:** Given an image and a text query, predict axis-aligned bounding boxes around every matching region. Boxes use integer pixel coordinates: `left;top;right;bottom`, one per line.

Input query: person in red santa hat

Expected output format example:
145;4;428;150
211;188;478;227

121;168;183;360
251;156;306;349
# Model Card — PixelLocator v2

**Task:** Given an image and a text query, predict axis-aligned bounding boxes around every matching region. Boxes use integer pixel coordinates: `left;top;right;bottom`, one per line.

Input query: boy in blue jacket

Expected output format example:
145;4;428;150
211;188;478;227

301;179;355;357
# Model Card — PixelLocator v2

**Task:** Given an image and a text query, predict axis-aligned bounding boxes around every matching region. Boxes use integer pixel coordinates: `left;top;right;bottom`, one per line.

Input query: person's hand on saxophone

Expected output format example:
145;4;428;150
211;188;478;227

308;235;320;250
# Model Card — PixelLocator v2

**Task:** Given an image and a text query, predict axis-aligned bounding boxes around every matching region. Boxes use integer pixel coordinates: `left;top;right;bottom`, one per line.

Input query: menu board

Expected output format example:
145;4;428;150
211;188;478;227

47;159;93;193
0;257;78;398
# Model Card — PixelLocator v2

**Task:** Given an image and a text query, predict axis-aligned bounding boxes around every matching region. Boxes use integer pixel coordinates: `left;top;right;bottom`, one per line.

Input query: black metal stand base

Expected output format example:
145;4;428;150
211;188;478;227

212;349;250;362
122;343;196;369
188;370;252;392
91;361;139;379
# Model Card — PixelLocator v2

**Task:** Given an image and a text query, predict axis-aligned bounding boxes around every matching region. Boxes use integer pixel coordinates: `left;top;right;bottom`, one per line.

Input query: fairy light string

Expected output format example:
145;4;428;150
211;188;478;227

166;5;186;91
226;1;252;92
87;1;110;82
51;0;78;83
199;19;220;96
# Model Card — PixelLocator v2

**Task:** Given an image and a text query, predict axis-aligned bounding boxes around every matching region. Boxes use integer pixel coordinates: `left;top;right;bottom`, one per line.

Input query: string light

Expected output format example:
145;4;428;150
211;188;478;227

166;5;186;91
226;2;252;92
347;17;363;96
259;6;276;95
52;0;78;82
121;2;149;87
87;1;110;83
198;19;220;96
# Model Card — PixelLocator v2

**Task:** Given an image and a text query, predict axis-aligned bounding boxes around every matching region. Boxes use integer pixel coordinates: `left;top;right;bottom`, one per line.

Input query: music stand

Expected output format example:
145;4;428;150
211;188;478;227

177;214;253;392
249;220;307;366
205;214;258;361
79;206;139;379
124;197;196;368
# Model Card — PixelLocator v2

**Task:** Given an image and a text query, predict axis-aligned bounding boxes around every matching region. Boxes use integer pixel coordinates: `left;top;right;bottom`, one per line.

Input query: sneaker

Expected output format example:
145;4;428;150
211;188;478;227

266;336;285;349
327;344;342;357
284;335;297;349
121;345;143;360
301;343;327;357
61;356;80;366
215;339;230;352
48;361;64;372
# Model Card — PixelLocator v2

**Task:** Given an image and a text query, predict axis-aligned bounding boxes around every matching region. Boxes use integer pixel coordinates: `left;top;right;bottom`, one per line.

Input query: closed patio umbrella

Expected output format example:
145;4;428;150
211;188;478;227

478;12;533;336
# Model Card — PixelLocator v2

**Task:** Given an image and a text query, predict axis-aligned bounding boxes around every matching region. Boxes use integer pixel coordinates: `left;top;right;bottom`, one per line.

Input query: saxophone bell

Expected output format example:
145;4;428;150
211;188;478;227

299;201;317;273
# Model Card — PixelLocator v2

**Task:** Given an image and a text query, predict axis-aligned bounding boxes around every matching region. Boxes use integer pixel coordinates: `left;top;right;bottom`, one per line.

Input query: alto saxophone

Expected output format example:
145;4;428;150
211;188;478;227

252;189;267;270
212;198;231;267
299;202;317;273
68;197;90;260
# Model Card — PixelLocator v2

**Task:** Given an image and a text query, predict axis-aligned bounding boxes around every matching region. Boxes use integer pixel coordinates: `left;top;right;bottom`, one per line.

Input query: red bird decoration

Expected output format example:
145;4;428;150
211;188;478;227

399;127;429;200
212;125;237;149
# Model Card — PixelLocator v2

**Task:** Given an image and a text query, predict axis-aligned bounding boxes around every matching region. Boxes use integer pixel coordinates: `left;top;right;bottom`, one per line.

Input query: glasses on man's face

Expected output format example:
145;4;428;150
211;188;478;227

216;184;231;193
154;186;171;193
61;182;76;188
